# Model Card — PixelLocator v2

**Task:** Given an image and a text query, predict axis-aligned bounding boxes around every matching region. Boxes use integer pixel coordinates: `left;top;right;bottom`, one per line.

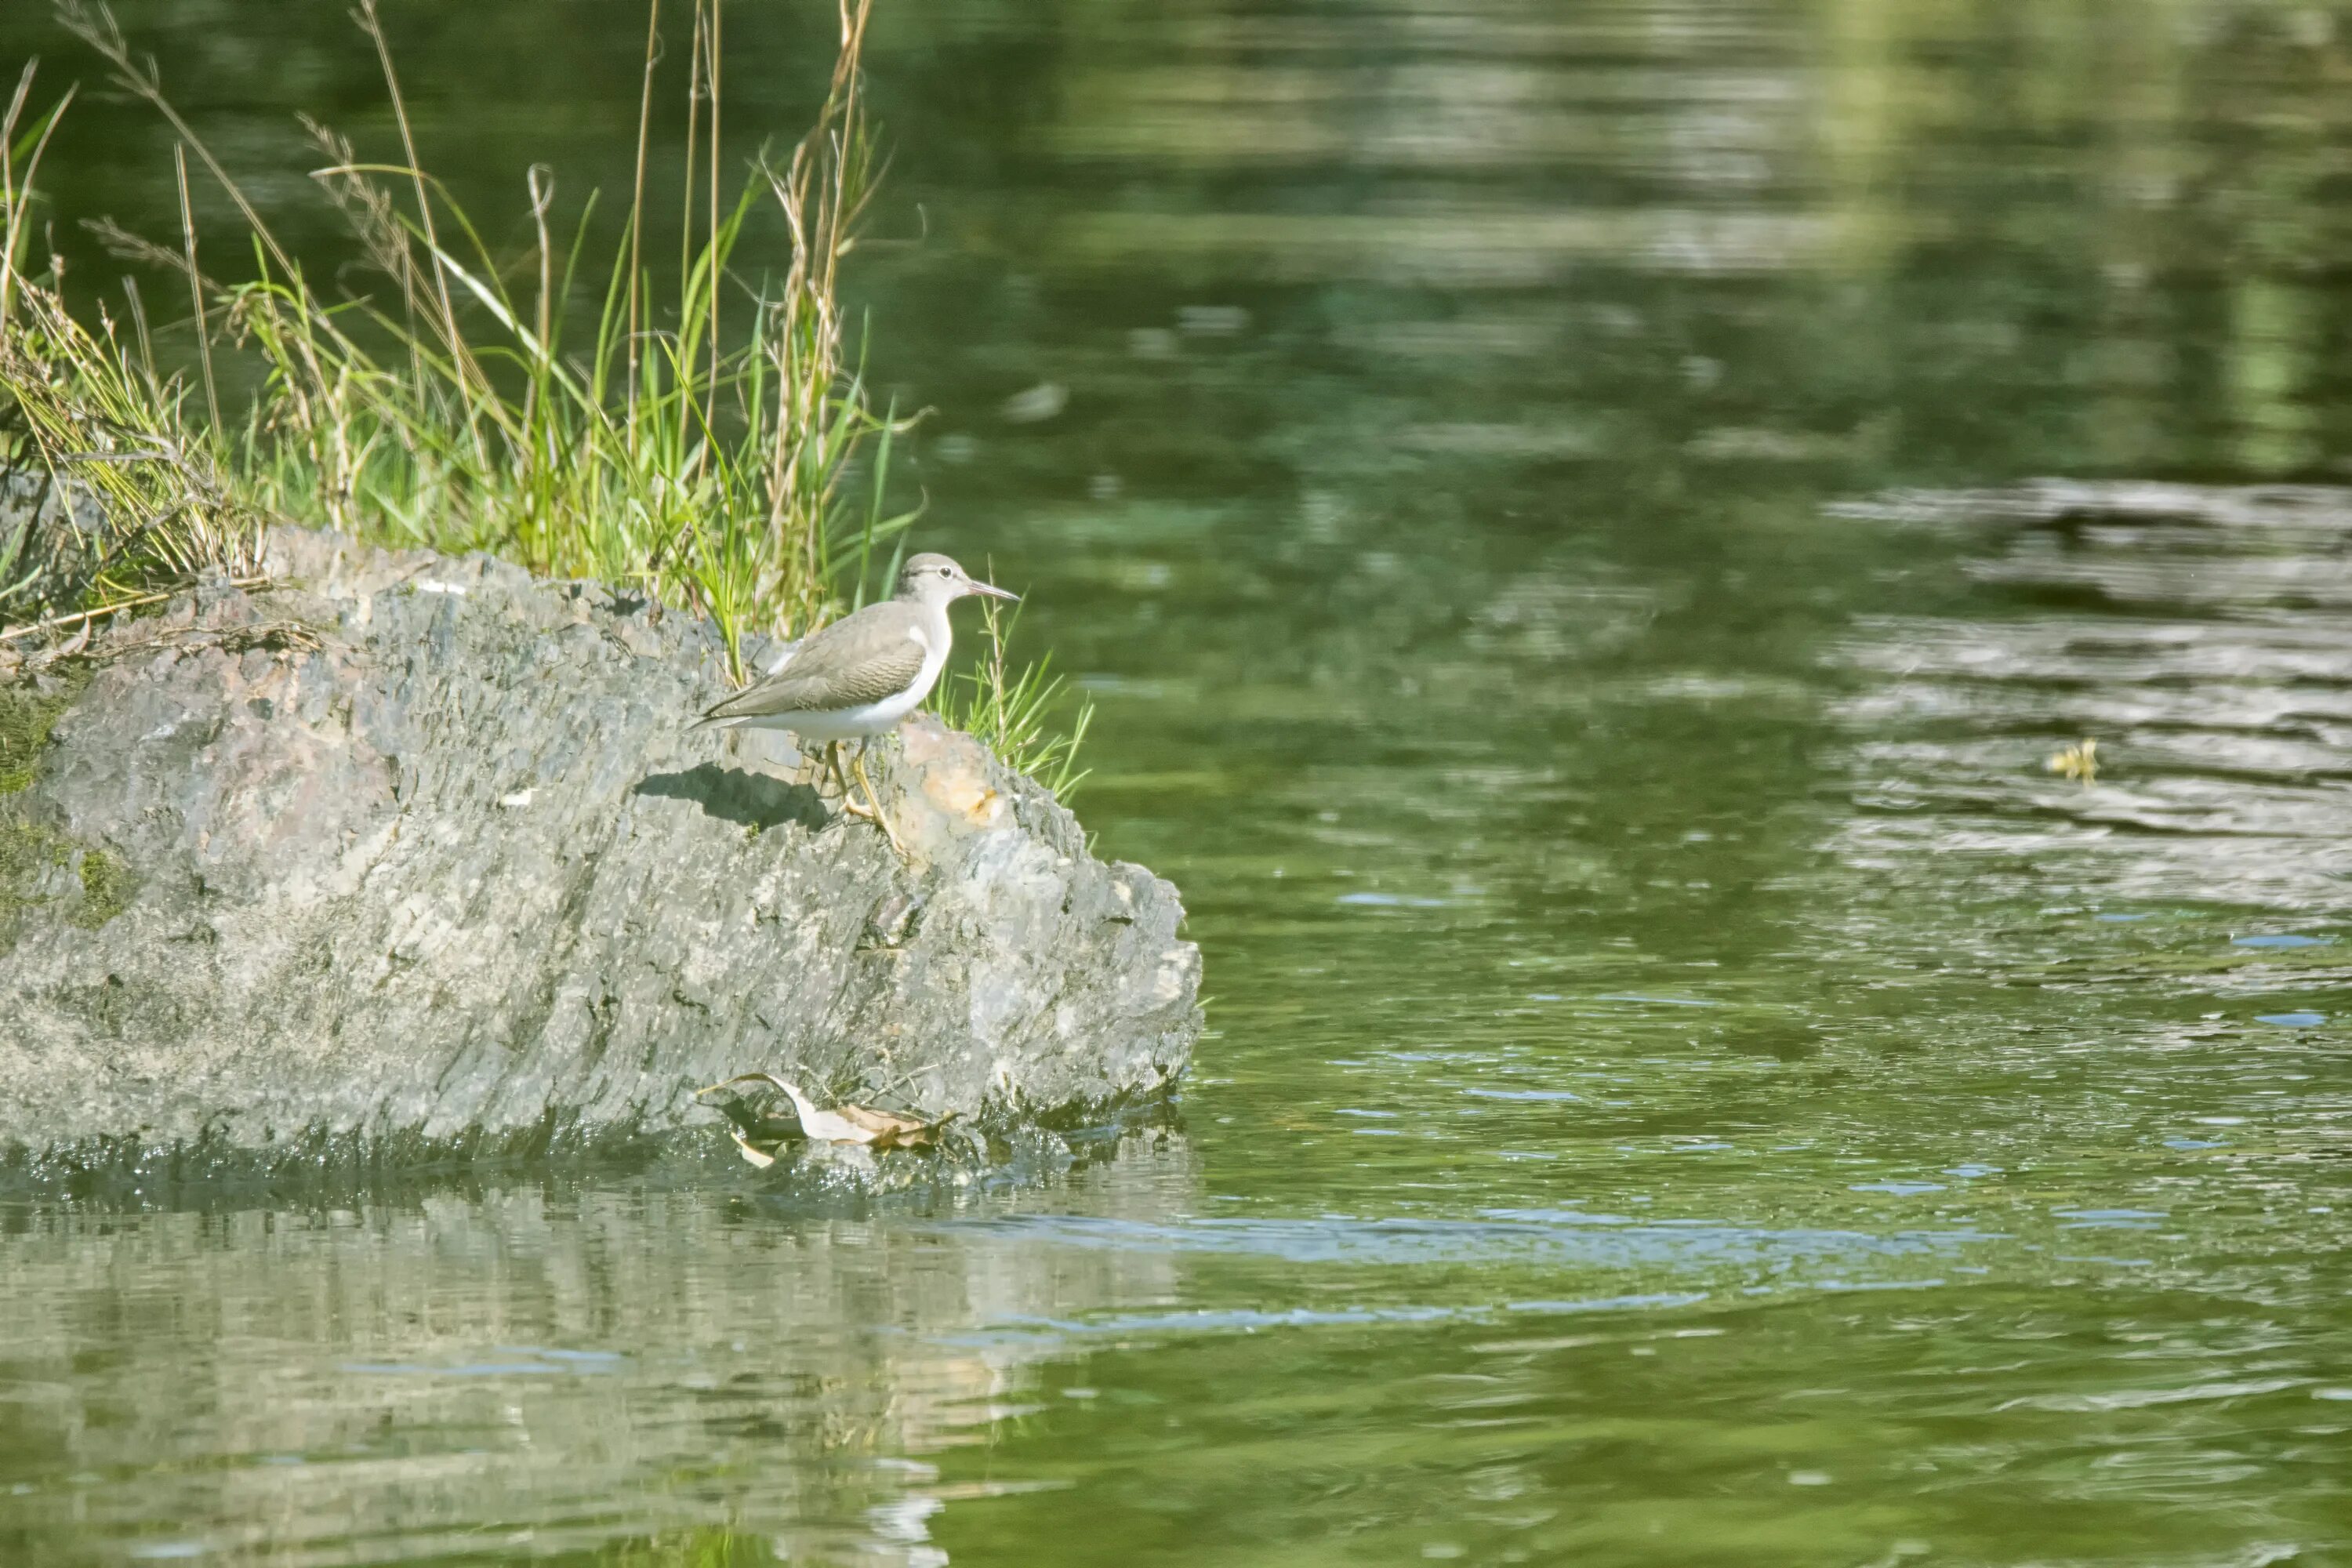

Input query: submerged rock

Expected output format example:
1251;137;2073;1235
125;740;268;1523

0;530;1200;1162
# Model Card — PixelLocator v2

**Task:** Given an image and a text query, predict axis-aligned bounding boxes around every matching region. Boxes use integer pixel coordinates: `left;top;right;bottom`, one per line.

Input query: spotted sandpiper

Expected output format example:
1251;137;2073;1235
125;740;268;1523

692;553;1017;854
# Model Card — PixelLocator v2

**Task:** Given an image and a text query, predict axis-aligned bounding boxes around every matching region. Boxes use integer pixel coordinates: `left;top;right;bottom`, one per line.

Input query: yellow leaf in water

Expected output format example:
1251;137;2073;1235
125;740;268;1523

2045;738;2099;785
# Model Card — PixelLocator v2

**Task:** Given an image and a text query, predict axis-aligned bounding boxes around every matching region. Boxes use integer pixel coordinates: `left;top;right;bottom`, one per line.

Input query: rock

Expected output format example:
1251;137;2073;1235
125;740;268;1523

0;529;1200;1163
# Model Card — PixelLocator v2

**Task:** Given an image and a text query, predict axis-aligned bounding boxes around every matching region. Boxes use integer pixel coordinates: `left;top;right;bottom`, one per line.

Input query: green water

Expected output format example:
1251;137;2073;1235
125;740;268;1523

6;1;2352;1562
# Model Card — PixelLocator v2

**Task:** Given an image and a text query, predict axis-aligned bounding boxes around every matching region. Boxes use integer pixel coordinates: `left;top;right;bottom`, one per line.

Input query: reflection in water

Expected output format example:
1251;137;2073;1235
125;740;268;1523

5;0;2352;1562
0;1141;1195;1566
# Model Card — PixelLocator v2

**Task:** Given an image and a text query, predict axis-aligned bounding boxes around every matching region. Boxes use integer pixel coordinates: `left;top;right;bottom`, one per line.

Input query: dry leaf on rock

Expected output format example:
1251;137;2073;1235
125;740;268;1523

698;1073;954;1152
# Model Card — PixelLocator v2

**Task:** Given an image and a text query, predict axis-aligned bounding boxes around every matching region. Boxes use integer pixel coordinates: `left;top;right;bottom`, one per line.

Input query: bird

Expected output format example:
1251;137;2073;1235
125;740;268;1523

692;552;1016;855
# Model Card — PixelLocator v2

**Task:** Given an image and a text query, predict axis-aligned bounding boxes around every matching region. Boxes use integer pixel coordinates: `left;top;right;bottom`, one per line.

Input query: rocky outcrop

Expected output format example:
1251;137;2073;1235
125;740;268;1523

0;530;1200;1162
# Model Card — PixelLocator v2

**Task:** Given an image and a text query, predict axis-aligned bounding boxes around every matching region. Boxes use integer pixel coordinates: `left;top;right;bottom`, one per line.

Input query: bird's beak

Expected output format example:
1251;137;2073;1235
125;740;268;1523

966;579;1019;602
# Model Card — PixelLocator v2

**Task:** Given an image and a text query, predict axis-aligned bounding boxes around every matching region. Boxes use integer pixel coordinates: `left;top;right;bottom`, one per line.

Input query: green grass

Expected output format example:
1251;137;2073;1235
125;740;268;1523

1;0;1087;783
935;593;1094;802
2;29;263;645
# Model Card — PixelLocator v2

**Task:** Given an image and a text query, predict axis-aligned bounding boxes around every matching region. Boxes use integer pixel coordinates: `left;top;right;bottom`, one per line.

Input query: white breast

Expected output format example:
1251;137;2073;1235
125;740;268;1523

877;622;950;720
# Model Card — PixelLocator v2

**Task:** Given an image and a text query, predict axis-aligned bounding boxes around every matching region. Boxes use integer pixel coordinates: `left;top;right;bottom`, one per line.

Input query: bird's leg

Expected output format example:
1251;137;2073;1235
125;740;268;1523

823;740;867;813
828;737;889;833
850;740;910;859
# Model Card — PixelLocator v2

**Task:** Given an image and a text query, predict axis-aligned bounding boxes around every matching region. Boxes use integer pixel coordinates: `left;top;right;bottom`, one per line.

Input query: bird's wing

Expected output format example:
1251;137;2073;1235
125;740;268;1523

699;605;931;720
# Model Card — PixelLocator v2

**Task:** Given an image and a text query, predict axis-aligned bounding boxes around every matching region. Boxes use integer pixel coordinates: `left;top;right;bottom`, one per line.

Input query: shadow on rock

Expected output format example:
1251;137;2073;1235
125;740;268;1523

635;764;829;833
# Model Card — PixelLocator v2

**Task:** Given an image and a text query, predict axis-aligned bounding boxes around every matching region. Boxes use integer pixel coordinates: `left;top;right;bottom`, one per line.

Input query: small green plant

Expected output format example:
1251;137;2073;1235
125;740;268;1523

936;592;1094;801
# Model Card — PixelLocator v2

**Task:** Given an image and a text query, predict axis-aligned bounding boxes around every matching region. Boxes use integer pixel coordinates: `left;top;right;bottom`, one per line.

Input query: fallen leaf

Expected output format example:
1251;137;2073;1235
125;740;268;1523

836;1101;953;1150
2046;738;2100;785
699;1073;954;1152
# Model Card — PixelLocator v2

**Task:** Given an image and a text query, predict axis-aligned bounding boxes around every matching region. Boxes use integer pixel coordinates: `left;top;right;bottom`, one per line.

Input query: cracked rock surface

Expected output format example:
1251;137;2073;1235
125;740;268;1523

0;529;1200;1157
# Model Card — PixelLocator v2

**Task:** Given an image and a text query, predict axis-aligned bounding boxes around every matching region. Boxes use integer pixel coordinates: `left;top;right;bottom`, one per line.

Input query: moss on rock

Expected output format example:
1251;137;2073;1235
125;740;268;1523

0;814;67;882
0;669;89;795
71;847;134;929
0;674;128;946
0;812;69;943
0;813;132;942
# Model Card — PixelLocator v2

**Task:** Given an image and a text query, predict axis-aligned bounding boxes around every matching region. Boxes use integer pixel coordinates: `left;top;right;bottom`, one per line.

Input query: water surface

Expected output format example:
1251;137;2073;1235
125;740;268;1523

5;1;2352;1563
